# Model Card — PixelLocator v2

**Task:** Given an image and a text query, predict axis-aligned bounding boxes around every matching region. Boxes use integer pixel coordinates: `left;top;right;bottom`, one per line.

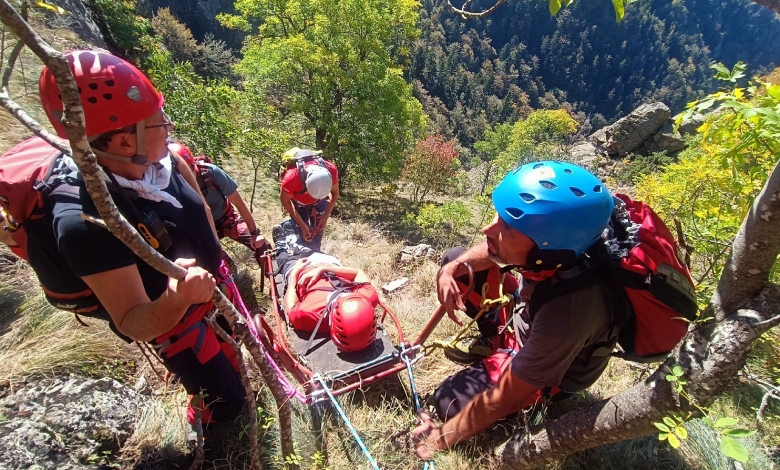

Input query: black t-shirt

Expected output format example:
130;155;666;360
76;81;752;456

44;162;221;302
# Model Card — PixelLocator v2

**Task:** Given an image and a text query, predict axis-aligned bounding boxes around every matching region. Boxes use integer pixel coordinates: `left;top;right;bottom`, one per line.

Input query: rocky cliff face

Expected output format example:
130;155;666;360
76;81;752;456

138;0;246;51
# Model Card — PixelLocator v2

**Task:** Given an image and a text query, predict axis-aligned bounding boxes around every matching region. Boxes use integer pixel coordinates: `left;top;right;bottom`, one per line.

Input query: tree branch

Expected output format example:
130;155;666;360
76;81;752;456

206;313;262;470
712;158;780;320
446;0;506;19
0;1;296;464
0;38;68;152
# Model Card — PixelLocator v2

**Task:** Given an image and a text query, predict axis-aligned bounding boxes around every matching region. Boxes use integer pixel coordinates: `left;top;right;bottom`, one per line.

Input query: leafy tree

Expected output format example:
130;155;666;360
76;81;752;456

146;47;235;164
406;201;472;247
495;109;578;180
200;33;238;83
82;0;151;62
151;8;202;69
402;135;460;203
221;0;427;183
637;62;780;301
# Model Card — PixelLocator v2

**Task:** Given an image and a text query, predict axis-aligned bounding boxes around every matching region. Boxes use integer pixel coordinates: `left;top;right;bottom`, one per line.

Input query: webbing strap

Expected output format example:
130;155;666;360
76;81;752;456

423;274;514;356
315;374;380;470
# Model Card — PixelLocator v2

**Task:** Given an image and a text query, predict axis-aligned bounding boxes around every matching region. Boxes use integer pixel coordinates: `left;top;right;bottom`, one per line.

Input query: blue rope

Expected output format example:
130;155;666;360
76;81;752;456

402;348;435;470
314;374;380;470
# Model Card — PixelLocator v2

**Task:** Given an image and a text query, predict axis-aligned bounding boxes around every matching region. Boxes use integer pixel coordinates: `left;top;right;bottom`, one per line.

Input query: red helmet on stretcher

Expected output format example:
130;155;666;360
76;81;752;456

330;293;377;352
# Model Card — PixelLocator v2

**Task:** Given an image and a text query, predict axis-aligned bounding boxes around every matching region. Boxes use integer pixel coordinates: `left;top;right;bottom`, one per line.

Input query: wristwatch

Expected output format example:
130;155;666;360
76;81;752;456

250;229;262;236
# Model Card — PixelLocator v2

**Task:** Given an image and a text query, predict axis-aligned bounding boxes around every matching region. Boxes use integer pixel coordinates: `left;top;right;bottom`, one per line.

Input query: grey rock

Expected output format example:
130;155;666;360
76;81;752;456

47;0;106;48
590;103;671;156
569;140;601;167
0;376;141;469
678;112;706;136
645;122;686;153
382;277;410;293
399;244;436;265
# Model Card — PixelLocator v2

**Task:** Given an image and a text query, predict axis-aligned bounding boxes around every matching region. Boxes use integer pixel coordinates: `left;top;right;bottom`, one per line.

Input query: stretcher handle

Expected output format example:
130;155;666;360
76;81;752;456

412;262;475;347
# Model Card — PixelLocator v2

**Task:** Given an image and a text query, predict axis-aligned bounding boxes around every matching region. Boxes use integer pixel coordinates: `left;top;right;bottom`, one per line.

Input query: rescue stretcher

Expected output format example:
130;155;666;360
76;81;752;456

251;253;477;404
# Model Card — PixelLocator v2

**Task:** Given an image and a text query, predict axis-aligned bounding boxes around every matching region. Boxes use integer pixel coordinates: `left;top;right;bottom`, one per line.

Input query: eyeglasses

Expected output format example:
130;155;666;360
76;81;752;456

145;114;175;130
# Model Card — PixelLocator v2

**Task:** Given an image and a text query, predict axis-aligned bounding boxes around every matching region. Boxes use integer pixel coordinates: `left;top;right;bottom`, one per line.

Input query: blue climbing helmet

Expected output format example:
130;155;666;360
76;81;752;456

492;161;614;262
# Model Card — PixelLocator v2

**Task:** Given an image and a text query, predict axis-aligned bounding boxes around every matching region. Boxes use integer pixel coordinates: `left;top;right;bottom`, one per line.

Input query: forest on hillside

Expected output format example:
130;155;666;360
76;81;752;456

409;0;780;148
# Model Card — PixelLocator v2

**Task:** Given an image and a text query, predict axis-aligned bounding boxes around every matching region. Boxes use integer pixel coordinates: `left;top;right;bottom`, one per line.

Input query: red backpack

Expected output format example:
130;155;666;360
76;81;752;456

529;194;699;363
0;137;103;315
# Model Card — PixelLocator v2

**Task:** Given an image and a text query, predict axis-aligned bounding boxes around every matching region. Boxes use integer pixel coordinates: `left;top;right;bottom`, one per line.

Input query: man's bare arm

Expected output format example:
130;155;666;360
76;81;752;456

82;259;216;342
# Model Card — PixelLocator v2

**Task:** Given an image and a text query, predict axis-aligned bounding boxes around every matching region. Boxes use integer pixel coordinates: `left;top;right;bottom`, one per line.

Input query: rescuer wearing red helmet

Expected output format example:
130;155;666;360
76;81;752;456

167;142;270;263
37;50;245;424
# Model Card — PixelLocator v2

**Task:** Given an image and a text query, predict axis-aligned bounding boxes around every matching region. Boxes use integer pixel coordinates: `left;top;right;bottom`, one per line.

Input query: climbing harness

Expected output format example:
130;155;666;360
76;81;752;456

422;272;514;356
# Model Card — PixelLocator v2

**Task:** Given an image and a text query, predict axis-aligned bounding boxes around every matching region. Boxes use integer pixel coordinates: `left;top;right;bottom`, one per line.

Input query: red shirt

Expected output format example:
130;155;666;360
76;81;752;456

288;266;378;333
280;159;339;206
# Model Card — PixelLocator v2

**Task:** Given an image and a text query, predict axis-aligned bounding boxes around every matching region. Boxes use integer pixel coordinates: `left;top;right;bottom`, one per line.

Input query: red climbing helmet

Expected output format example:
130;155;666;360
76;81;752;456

39;50;164;139
168;142;194;166
330;294;377;352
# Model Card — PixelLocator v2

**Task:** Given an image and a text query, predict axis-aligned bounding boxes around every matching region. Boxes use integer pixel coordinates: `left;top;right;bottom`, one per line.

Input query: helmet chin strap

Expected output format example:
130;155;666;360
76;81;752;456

90;120;149;166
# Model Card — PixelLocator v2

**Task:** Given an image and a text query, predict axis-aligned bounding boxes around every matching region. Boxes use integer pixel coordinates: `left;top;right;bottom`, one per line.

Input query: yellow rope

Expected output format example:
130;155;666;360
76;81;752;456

423;272;514;354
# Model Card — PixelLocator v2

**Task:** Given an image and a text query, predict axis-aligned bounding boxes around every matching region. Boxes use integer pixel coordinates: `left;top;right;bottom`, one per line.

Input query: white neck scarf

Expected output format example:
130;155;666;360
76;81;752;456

61;155;183;209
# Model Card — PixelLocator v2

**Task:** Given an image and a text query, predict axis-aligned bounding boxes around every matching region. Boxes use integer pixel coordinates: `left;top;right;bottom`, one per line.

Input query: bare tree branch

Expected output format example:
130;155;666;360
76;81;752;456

206;313;262;470
0;0;296;463
446;0;506;19
0;37;68;152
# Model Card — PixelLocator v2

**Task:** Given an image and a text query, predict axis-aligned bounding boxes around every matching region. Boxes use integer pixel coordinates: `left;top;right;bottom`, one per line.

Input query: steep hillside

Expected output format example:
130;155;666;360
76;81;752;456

410;0;780;146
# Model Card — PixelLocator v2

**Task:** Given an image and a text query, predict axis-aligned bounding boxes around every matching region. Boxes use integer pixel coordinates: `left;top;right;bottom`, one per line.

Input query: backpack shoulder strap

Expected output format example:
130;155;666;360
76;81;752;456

295;159;308;195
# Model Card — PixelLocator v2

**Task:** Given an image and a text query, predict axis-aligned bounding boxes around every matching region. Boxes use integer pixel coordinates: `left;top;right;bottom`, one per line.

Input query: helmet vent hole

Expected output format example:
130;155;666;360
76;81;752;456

533;163;544;169
87;97;98;104
593;185;603;193
519;193;536;202
77;87;82;94
505;207;524;219
105;80;115;87
570;187;585;197
109;115;118;122
87;83;98;90
103;93;113;100
539;180;557;190
564;169;573;174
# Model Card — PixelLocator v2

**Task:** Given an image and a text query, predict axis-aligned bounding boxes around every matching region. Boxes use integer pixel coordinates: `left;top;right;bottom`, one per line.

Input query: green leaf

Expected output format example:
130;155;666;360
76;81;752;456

658;432;669;441
611;0;625;21
715;417;739;428
549;0;562;15
697;99;716;111
654;422;671;433
711;62;731;79
668;432;681;448
673;426;688;440
722;429;756;437
702;416;715;427
666;375;678;382
663;417;677;428
721;436;749;462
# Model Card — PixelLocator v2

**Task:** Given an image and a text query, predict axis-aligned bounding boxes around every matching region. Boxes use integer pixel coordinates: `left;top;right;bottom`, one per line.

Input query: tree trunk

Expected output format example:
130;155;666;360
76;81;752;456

0;2;296;465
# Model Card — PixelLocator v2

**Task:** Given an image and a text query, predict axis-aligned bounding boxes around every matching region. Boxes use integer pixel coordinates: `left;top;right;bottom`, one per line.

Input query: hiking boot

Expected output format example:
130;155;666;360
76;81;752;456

442;335;495;364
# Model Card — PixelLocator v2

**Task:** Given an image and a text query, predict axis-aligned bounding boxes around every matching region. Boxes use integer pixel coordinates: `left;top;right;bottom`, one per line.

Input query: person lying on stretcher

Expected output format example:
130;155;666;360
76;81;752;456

274;224;379;352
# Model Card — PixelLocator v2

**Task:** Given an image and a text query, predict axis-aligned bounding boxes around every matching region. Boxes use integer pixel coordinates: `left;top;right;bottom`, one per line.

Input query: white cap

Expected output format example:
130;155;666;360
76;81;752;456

305;165;333;200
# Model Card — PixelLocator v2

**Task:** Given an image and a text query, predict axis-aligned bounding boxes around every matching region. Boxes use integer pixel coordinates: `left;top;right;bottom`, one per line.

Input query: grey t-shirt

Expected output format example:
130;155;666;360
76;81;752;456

511;279;614;392
199;163;238;221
